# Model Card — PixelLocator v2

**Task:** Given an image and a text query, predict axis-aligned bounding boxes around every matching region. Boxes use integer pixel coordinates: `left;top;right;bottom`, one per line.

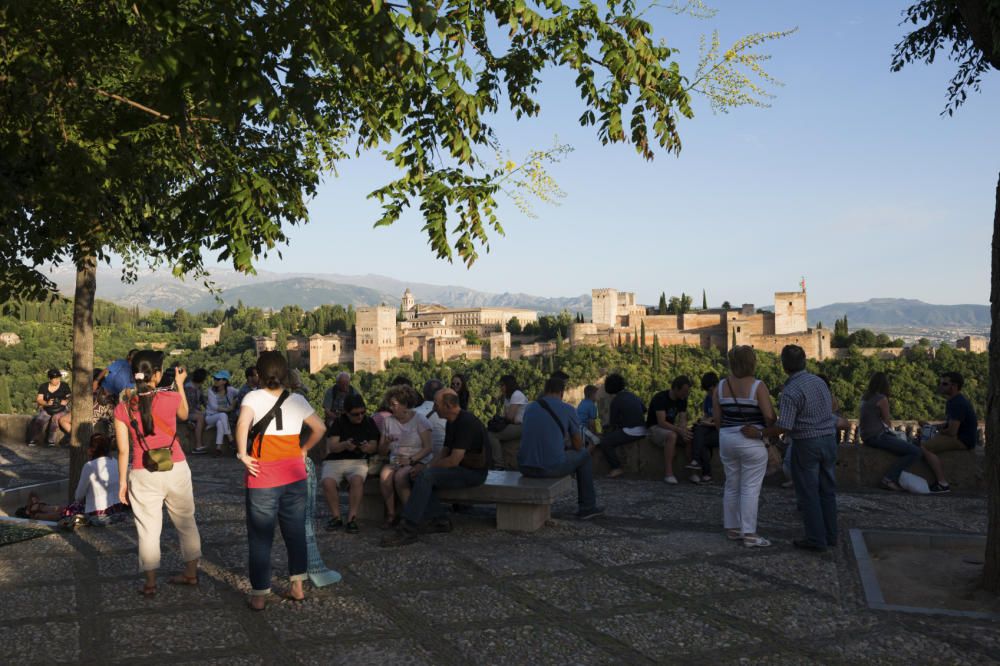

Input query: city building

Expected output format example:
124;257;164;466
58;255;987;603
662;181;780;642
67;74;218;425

956;335;988;353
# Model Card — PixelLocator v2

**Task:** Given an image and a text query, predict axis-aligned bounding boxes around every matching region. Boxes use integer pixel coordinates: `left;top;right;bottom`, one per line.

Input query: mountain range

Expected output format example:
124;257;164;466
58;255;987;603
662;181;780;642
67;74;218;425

807;298;989;329
45;266;592;315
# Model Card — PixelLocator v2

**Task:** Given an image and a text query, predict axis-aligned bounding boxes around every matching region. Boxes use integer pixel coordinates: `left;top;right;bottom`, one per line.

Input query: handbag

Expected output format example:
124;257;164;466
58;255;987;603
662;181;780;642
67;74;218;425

486;414;507;433
128;400;176;473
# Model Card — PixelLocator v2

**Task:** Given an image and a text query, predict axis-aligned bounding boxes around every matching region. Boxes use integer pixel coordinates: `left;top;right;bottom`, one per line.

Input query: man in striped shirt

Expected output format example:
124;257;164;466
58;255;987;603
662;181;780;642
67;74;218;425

749;345;837;552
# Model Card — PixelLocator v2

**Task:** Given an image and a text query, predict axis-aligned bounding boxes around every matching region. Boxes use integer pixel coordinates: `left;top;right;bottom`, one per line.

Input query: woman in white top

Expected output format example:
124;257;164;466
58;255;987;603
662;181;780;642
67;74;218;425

24;433;127;525
205;370;239;455
488;374;528;469
712;345;776;548
377;385;432;528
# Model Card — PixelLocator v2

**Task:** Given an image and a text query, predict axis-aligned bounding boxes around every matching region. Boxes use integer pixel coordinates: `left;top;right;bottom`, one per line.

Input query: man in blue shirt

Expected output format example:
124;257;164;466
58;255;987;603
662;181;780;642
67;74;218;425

96;349;138;398
519;377;604;520
919;371;980;494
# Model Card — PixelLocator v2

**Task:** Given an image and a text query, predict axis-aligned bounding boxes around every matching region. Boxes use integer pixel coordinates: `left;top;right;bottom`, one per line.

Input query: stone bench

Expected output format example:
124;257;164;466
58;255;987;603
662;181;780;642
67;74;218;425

836;444;984;492
357;470;571;532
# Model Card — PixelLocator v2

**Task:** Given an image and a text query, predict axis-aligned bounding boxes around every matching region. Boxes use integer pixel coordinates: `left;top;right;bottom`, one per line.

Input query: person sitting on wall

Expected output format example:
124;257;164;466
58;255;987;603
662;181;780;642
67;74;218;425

322;394;379;534
685;372;720;484
597;373;646;479
380;389;490;547
28;369;71;447
577;384;601;448
186;368;210;454
646;376;693;485
414;379;447;457
205;370;238;456
95;349;137;399
450;373;471;411
519;376;604;520
858;372;923;492
918;371;980;494
487;374;528;470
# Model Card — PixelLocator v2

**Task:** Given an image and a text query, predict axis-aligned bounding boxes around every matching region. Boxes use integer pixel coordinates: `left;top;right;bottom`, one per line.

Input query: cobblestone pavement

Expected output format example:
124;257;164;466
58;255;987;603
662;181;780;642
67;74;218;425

0;442;996;665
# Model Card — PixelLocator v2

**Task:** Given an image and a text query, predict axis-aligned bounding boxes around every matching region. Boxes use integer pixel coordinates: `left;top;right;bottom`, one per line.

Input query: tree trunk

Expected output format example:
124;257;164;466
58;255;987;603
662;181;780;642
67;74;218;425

985;172;1000;593
67;257;96;502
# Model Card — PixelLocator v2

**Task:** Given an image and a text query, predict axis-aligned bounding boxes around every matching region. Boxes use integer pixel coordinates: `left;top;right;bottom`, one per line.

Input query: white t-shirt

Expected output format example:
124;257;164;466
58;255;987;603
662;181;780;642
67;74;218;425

383;412;433;463
506;390;529;424
240;389;315;434
74;456;119;514
414;401;447;456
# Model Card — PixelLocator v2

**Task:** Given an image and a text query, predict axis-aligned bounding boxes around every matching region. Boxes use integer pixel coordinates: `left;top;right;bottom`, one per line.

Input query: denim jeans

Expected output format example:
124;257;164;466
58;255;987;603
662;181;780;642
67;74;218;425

246;480;308;594
790;435;838;548
865;432;922;482
401;466;487;526
691;424;719;475
598;429;644;471
520;449;597;511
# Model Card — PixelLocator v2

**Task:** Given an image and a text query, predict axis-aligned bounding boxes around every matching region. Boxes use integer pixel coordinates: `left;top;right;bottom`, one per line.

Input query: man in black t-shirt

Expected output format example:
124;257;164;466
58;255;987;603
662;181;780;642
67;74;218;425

381;389;489;547
28;369;71;446
321;394;379;532
646;376;693;484
918;371;981;494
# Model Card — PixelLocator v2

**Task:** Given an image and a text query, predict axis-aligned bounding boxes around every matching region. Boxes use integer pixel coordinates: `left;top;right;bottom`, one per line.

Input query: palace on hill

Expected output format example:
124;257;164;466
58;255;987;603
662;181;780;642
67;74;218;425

249;289;540;374
570;287;832;359
213;286;832;374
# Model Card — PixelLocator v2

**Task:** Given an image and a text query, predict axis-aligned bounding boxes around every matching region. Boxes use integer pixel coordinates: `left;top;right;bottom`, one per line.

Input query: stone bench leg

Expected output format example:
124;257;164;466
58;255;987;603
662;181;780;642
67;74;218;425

496;503;549;532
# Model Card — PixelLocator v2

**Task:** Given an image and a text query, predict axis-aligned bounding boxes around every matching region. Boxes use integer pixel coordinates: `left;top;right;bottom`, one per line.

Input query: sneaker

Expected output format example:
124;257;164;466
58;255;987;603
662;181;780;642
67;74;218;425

689;474;702;484
743;535;771;548
684;460;702;471
379;526;418;548
325;517;343;531
191;446;208;455
344;518;359;534
27;441;37;448
575;506;605;520
929;483;951;494
781;480;794;489
663;475;678;485
701;475;712;483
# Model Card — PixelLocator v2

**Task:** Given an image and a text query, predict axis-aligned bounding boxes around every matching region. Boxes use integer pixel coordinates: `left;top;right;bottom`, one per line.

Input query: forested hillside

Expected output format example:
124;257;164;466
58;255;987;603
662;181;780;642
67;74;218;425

0;299;986;424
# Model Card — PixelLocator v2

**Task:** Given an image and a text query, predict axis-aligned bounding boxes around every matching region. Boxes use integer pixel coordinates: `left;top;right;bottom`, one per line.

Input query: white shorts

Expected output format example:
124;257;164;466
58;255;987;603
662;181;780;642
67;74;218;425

321;459;368;485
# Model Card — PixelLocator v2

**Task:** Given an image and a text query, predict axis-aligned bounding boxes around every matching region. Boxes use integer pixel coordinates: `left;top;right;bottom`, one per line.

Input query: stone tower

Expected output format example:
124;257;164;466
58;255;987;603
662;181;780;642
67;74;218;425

591;288;618;328
774;291;808;335
354;306;398;372
401;288;415;314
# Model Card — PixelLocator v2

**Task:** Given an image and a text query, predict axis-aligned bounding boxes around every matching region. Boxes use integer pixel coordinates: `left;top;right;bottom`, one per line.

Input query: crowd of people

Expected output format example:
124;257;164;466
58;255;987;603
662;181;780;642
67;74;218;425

19;342;980;605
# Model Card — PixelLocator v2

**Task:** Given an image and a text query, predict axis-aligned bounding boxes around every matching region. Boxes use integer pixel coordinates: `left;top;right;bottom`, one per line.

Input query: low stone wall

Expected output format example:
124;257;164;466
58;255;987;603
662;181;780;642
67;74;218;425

0;414;31;444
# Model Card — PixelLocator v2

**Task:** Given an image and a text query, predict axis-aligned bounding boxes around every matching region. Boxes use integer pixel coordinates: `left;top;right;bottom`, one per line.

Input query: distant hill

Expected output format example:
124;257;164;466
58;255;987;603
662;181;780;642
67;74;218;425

808;298;989;328
45;265;591;315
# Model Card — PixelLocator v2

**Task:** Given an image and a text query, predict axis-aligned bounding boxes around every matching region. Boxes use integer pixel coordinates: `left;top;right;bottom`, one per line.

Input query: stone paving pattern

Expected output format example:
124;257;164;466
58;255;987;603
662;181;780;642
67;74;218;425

0;442;997;665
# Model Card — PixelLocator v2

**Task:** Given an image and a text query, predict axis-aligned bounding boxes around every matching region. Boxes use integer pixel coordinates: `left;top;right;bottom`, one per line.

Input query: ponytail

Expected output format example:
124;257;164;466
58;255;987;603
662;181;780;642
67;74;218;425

256;351;288;390
130;350;164;435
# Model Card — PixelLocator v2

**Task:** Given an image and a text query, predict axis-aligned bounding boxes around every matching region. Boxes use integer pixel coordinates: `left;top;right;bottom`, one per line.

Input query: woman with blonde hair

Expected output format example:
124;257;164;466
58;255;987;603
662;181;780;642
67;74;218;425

114;351;202;596
713;345;776;548
377;384;432;528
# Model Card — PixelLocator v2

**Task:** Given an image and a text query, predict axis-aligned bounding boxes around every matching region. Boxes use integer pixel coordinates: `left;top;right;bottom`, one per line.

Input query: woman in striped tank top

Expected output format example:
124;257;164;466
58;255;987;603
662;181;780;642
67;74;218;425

712;345;776;548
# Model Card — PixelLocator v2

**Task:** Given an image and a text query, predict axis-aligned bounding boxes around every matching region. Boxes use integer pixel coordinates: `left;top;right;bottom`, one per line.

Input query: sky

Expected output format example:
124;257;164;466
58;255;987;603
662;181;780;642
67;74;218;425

249;1;999;309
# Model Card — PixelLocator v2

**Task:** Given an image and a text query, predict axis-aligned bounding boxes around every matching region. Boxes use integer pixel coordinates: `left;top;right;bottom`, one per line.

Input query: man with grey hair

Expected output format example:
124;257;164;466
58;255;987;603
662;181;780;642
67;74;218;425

747;345;837;552
323;371;358;428
414;378;447;456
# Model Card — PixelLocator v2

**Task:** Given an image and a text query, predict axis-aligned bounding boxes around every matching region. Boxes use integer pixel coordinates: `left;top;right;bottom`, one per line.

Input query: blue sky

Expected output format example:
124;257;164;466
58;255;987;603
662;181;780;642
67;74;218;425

253;1;998;309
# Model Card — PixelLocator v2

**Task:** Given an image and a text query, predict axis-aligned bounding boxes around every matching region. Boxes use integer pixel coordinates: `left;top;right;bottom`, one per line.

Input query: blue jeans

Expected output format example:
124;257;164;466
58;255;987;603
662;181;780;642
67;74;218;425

401;466;487;526
866;432;922;482
246;480;308;594
520;449;597;511
691;424;719;475
790;435;838;548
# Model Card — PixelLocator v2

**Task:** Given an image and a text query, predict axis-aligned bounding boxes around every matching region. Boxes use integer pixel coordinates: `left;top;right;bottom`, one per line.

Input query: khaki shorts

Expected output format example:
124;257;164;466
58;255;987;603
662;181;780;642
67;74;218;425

921;433;967;454
647;425;673;447
321;459;368;485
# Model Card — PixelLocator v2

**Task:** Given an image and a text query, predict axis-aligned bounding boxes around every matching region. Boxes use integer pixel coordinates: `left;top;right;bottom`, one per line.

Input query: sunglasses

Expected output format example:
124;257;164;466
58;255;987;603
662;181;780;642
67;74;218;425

939;381;952;387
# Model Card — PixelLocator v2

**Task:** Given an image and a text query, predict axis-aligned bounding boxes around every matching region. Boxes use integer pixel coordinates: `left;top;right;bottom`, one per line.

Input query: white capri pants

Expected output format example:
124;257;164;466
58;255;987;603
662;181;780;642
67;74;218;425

128;461;202;572
205;412;231;447
719;426;769;535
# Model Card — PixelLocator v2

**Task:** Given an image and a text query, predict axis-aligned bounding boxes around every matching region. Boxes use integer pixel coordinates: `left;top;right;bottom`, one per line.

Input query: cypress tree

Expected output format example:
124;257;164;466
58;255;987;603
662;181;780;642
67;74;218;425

0;376;12;414
640;320;646;349
702;289;707;310
658;292;667;315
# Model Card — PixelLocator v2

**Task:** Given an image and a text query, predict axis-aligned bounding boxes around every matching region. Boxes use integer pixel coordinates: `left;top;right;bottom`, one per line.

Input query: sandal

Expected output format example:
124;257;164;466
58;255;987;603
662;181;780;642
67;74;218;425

726;530;743;541
743;535;772;548
246;597;266;612
139;583;157;597
168;573;198;586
